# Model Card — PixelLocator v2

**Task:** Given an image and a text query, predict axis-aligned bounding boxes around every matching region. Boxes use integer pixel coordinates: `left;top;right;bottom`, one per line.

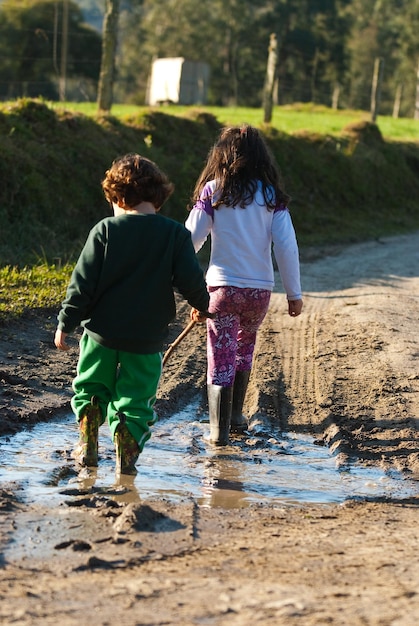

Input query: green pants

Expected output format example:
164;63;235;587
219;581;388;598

71;333;162;452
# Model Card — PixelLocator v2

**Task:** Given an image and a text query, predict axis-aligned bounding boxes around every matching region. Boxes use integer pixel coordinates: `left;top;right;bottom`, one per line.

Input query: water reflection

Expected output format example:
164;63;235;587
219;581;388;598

200;454;247;508
0;404;417;509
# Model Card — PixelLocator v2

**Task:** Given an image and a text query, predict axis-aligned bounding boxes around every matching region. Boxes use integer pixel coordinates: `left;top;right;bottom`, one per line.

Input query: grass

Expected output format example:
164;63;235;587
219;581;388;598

0;264;73;324
49;101;419;142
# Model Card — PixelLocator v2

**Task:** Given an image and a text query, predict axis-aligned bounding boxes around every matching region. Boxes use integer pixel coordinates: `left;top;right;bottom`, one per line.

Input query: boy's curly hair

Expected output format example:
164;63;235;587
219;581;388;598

102;153;174;209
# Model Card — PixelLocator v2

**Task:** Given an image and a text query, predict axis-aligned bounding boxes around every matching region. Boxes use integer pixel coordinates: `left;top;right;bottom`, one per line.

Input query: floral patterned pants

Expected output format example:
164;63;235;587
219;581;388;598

207;286;271;386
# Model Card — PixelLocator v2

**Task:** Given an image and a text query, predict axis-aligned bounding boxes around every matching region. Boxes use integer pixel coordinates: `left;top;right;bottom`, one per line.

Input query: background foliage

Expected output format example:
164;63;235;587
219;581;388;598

0;0;419;117
0;0;101;100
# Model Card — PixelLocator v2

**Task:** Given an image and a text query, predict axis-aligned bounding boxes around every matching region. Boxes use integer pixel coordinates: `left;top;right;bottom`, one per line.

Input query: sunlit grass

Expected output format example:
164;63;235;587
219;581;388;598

48;101;419;142
0;264;72;324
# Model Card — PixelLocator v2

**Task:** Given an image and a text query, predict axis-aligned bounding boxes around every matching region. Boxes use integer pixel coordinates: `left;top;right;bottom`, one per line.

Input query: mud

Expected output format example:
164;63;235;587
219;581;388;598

0;232;418;625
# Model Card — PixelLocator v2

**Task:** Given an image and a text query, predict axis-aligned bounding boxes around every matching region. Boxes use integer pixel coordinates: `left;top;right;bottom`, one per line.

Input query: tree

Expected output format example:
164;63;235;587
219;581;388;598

392;1;419;118
118;0;287;107
97;0;119;111
263;33;278;123
5;0;415;117
113;0;147;104
0;0;102;100
258;0;352;107
347;0;419;116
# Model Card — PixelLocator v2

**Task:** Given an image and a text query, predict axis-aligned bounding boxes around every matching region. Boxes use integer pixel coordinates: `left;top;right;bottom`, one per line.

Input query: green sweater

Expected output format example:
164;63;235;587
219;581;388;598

57;213;209;353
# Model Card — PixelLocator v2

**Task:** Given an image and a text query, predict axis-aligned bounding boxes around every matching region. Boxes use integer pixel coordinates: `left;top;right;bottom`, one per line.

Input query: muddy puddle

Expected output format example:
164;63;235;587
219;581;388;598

1;400;416;510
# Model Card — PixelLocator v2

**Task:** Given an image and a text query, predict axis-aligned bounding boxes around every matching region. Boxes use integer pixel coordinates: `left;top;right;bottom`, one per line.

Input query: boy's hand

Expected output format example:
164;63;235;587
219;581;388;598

288;299;303;317
54;328;70;351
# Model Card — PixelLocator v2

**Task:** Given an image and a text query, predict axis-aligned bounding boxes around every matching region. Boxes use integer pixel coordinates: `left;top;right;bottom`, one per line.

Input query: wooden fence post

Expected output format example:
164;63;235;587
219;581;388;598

370;57;384;123
392;83;403;119
263;33;278;124
332;84;340;110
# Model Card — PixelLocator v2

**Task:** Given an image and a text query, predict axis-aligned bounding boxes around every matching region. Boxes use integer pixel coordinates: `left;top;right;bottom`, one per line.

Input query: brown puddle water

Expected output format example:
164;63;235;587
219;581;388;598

1;400;416;510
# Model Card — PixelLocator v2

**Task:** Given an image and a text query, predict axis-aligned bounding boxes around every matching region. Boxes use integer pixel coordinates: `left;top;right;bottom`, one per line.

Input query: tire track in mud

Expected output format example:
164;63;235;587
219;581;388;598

250;241;419;474
252;286;415;468
251;287;376;467
251;291;338;434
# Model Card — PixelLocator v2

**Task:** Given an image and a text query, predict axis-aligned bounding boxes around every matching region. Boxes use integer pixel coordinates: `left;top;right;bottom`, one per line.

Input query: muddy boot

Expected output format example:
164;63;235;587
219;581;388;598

231;370;251;433
114;412;140;475
207;384;233;446
73;396;103;467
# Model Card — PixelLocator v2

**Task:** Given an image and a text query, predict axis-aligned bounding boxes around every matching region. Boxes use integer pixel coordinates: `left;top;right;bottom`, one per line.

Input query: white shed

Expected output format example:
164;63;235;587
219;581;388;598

146;58;210;106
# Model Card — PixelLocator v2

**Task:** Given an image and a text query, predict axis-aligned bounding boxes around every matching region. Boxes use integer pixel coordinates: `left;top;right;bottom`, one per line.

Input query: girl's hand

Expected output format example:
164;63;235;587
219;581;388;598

288;299;303;317
190;308;213;323
54;328;70;351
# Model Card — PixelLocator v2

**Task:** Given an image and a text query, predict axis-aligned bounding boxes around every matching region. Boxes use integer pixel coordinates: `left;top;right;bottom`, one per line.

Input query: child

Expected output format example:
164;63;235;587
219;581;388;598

185;125;303;446
55;153;210;475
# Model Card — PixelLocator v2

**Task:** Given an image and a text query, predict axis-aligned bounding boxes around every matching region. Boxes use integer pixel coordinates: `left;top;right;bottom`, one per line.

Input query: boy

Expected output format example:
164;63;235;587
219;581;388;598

55;153;210;475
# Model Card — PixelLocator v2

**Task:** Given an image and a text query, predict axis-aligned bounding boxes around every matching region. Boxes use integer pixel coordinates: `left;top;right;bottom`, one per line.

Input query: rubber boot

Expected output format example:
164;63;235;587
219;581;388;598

114;412;140;475
73;395;103;467
231;370;251;433
207;384;233;446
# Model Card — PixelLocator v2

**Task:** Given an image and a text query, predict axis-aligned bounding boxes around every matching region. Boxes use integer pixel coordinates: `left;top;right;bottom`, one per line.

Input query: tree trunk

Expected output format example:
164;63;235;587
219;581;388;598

415;58;419;121
59;0;69;102
263;33;278;124
97;0;120;113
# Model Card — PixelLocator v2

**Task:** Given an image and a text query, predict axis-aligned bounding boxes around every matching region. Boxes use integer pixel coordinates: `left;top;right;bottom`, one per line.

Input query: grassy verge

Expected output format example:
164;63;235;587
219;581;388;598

0;264;72;325
1;98;418;323
49;101;419;141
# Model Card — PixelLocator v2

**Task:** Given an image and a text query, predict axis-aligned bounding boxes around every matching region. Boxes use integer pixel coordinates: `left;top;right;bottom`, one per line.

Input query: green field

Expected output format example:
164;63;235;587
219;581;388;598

50;101;419;142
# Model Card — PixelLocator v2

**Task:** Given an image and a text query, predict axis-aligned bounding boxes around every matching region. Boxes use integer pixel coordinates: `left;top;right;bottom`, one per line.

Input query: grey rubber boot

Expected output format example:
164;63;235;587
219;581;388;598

207;384;233;446
231;370;251;433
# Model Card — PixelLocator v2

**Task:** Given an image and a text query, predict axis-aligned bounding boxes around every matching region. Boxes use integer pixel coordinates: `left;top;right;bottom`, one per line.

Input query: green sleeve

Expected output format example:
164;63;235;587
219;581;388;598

57;225;106;333
172;228;209;312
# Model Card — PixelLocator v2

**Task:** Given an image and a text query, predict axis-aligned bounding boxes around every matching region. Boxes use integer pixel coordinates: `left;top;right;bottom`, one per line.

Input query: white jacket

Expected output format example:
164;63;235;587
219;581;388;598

185;180;302;299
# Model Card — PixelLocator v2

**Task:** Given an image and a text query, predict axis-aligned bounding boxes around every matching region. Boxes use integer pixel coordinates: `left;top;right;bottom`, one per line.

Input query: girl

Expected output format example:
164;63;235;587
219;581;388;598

186;125;303;445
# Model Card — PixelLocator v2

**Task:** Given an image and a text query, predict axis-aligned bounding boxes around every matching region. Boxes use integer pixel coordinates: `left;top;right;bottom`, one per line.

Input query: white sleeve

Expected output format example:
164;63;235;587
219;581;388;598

185;207;212;253
272;210;302;300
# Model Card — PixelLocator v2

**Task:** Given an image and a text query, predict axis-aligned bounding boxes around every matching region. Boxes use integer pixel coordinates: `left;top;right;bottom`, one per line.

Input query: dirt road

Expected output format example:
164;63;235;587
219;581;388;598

0;232;418;625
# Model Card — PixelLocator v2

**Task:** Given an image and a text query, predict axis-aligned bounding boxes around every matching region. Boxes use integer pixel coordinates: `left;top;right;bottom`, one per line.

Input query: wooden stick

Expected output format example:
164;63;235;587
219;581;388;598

162;320;196;366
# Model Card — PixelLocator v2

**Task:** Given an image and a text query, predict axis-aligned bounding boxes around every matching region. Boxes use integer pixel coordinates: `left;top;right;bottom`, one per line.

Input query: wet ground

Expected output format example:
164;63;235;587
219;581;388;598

0;232;418;625
1;406;417;517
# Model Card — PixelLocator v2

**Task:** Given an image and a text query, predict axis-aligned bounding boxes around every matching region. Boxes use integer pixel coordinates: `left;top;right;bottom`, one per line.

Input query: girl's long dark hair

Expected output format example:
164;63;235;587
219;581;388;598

191;125;290;210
